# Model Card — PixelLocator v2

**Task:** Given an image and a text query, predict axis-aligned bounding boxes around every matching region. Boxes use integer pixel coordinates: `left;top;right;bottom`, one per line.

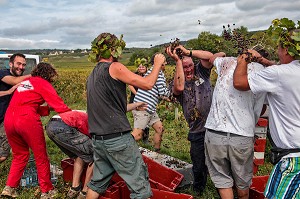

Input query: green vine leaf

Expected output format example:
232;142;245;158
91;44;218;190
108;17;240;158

268;18;300;60
88;33;126;63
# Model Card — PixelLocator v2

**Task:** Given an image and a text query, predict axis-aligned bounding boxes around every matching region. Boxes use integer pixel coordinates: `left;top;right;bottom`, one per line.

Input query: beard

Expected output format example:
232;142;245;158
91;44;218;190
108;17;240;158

11;64;25;76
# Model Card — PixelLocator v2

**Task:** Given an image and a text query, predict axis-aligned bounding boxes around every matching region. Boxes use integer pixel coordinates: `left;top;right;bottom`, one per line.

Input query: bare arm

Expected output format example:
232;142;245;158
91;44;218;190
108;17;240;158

259;57;276;67
1;74;31;85
233;49;275;90
166;46;185;95
176;45;214;69
127;102;147;112
209;52;226;65
128;85;137;95
110;54;165;90
233;54;250;91
0;83;19;97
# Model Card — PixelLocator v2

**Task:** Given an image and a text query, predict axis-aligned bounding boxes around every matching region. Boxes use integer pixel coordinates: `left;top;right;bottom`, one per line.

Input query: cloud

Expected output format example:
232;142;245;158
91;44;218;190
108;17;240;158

0;37;60;49
0;0;299;49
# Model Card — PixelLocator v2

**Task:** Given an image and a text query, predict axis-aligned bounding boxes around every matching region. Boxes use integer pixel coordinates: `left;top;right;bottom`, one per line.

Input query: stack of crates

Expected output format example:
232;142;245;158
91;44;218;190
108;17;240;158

253;118;268;174
61;154;193;199
249;175;269;199
249;117;269;198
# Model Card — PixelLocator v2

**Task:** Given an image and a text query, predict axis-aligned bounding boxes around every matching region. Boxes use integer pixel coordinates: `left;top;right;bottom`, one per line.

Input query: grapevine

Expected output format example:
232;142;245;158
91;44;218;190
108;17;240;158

222;24;256;56
267;18;300;59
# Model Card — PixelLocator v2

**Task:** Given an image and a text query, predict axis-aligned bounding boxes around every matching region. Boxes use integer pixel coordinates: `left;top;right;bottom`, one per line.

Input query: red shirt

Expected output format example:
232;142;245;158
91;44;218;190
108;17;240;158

9;76;71;115
59;111;89;137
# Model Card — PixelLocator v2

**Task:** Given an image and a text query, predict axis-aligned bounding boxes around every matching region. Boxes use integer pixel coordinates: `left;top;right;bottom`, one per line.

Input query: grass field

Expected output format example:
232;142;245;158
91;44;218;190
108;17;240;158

0;53;273;198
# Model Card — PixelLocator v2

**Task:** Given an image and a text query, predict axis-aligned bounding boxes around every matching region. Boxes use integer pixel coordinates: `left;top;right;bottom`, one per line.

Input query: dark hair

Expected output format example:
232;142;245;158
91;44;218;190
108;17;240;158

31;62;58;83
9;53;26;63
150;53;159;65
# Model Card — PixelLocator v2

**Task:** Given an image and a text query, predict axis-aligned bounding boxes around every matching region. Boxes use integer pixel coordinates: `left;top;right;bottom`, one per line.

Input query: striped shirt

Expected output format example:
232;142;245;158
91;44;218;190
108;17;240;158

134;67;170;114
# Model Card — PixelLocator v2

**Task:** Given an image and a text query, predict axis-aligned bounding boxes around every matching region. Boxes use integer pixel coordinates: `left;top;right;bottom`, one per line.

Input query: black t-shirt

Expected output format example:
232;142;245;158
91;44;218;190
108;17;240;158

0;69;13;123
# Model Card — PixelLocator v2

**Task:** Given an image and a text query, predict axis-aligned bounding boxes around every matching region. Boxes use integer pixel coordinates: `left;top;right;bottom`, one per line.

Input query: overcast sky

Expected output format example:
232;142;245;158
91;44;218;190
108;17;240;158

0;0;299;50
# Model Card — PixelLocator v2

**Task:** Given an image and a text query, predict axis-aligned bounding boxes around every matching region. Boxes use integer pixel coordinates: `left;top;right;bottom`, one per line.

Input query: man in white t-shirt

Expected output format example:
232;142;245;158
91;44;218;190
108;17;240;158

204;49;271;199
233;28;300;199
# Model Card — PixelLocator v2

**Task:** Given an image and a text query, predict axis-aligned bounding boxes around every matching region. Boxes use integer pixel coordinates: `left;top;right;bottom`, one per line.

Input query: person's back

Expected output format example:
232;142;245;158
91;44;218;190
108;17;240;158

205;56;266;136
85;32;165;199
87;61;130;136
204;55;267;199
232;19;300;199
249;60;300;148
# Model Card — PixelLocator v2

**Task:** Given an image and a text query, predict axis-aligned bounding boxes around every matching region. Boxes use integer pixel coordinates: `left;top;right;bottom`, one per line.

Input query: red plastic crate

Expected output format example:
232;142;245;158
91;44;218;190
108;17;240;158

102;183;120;199
253;157;265;175
257;118;268;127
143;155;183;191
61;158;86;184
111;155;184;192
254;138;267;152
116;181;193;199
250;175;269;199
255;118;268;138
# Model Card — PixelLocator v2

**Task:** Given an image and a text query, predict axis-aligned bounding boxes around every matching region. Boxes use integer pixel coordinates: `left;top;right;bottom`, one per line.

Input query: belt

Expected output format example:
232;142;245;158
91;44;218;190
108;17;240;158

50;118;62;122
207;129;241;137
92;131;130;140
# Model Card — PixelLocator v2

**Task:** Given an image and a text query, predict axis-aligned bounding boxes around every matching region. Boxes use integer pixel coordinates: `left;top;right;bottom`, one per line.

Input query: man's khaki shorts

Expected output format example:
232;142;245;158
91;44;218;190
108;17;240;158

205;129;254;190
132;110;160;129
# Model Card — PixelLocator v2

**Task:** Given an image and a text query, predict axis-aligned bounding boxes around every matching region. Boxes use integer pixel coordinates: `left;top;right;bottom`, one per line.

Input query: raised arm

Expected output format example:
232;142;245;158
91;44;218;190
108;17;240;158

166;46;185;95
233;54;250;91
209;52;226;65
110;54;165;90
176;45;214;69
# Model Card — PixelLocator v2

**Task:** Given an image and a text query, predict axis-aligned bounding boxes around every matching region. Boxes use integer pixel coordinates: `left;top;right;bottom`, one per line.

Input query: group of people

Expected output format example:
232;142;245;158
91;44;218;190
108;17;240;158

0;23;299;199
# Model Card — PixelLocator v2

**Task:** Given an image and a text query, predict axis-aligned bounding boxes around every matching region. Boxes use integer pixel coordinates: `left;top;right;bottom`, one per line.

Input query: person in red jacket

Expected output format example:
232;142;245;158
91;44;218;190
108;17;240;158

1;62;71;199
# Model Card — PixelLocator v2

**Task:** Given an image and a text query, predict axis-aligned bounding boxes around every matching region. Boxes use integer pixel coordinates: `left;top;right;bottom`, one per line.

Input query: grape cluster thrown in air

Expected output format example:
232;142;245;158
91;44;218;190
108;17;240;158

222;24;256;58
165;38;184;59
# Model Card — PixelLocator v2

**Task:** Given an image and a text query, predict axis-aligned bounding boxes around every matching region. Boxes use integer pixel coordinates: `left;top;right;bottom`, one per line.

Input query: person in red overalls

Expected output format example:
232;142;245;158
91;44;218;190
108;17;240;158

1;62;71;199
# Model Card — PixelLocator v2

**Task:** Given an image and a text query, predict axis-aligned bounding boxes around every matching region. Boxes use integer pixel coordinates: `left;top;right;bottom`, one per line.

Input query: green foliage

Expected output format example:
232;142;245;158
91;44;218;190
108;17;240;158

250;32;278;61
267;18;300;59
88;33;126;63
186;32;222;54
134;57;149;67
128;51;149;66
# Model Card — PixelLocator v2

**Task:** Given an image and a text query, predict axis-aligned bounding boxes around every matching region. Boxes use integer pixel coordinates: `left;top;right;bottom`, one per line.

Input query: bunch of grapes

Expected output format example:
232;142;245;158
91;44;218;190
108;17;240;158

165;38;184;59
222;24;256;55
242;51;261;63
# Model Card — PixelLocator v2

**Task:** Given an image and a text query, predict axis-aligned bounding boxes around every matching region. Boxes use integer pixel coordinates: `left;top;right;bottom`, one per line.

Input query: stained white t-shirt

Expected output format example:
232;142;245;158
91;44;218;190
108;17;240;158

248;60;300;149
205;57;266;137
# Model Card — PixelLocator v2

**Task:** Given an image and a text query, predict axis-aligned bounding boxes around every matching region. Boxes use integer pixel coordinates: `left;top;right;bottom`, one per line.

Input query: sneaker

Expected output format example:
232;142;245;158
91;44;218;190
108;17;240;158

77;191;86;199
67;187;81;198
40;188;58;199
1;186;19;198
